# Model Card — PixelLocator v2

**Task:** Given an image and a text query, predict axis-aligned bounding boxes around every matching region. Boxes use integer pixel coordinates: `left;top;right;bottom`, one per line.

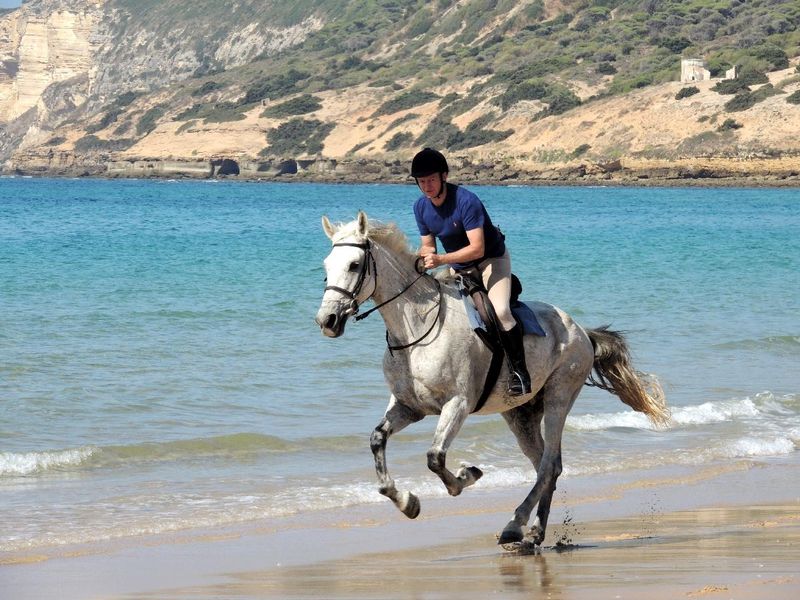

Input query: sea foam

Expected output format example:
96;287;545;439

567;397;769;431
0;447;96;476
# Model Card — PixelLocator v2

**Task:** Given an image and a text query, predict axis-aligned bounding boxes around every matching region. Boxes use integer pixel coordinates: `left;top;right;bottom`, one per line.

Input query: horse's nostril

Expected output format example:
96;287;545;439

324;314;337;330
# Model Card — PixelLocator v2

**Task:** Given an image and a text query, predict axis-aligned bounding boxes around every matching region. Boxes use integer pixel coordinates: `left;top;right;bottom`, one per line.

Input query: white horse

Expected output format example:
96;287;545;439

315;211;669;547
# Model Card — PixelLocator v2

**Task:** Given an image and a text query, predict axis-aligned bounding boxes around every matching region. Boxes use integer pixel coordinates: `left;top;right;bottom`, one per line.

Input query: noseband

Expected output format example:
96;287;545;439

324;239;443;352
324;241;377;316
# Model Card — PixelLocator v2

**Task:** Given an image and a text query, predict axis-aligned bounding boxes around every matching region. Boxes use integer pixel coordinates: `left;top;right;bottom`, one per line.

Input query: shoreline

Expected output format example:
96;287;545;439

3;154;800;188
4;457;799;599
3;170;800;189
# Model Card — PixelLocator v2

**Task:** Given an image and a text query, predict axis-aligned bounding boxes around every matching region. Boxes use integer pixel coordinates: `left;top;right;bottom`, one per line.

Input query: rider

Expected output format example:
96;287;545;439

411;147;531;396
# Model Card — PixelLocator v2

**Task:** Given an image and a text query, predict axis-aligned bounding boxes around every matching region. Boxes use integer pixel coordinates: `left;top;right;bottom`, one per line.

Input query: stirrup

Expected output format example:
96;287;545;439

508;370;531;396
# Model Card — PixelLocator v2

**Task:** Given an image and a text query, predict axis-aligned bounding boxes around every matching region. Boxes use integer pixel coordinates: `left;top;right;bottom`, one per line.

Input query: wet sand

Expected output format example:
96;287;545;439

3;459;799;599
195;504;800;600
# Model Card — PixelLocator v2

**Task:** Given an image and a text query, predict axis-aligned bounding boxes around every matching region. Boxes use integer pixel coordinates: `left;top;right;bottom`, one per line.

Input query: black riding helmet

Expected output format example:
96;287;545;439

410;148;449;178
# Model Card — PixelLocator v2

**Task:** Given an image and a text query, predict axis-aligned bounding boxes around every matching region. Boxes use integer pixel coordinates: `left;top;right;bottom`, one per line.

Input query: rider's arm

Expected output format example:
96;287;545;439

419;234;437;257
422;228;485;268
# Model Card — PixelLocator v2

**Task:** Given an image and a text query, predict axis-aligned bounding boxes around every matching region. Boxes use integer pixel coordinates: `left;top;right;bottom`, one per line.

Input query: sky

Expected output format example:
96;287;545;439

0;1;21;9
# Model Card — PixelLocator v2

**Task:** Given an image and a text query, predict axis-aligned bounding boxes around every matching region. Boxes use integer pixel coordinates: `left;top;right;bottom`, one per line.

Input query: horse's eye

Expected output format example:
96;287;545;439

348;261;360;272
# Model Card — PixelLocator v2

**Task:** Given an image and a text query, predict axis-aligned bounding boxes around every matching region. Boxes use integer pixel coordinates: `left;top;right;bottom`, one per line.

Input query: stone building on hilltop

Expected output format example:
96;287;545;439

681;58;739;83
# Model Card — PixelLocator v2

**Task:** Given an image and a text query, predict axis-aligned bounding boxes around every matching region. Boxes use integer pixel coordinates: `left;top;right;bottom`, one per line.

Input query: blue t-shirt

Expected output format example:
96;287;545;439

414;183;505;270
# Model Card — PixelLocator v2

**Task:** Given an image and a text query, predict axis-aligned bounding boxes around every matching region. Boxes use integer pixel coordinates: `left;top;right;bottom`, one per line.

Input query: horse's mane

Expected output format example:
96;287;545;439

367;221;418;261
331;218;416;262
332;217;454;282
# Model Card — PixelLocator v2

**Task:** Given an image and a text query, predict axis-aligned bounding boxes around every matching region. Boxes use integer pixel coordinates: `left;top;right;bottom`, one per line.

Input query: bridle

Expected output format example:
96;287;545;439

323;241;377;316
324;240;444;353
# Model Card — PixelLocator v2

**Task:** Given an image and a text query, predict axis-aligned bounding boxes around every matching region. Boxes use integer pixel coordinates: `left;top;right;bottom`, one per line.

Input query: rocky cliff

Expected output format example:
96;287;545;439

0;0;325;162
2;0;799;184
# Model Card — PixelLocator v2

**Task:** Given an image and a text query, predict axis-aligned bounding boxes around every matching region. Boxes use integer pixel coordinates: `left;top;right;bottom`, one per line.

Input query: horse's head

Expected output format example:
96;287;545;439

315;211;376;338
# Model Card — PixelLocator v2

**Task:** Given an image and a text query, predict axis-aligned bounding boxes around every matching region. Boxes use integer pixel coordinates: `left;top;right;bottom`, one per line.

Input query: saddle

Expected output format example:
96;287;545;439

456;272;546;412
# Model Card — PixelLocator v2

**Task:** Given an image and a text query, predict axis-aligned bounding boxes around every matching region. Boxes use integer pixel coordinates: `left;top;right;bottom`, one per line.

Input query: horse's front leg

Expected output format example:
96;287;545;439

427;395;483;496
370;396;423;518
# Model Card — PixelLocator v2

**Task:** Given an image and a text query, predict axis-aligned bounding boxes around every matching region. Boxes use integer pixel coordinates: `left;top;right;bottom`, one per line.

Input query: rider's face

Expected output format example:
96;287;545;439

417;172;447;201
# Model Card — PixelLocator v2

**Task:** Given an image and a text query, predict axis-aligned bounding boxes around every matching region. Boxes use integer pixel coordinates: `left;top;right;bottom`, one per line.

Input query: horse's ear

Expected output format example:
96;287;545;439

357;211;368;236
321;215;336;240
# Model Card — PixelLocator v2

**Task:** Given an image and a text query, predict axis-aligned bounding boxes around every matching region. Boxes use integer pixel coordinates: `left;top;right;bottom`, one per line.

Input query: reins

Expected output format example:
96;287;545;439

325;241;443;353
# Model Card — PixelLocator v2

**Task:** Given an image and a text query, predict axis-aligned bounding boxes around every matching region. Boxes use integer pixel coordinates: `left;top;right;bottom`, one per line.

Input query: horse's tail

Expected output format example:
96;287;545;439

586;326;670;428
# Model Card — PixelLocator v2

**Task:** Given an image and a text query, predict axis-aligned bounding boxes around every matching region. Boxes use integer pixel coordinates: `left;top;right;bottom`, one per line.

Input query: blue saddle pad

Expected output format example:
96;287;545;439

458;282;546;337
511;301;547;337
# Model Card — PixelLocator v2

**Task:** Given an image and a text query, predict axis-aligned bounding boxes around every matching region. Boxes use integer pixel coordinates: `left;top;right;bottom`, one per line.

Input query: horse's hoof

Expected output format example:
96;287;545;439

497;522;524;545
525;525;545;546
466;466;483;481
398;491;421;519
456;465;483;486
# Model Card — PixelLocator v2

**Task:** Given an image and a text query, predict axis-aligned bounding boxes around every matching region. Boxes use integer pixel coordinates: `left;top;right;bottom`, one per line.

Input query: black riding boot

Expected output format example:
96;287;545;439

501;324;531;396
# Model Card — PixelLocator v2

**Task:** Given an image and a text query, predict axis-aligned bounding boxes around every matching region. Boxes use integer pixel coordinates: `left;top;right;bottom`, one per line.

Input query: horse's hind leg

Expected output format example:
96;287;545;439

371;396;423;518
500;394;545;544
499;380;581;546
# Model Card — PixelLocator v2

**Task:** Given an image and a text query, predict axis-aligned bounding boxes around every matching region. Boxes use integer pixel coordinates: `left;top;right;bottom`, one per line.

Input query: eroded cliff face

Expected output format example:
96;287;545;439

0;0;324;161
0;1;101;120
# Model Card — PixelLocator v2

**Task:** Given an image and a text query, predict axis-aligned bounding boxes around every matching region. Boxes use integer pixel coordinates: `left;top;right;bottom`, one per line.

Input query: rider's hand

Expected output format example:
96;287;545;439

421;252;442;269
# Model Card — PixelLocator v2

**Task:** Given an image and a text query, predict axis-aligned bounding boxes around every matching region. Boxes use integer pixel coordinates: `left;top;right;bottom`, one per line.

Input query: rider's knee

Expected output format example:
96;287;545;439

495;306;516;331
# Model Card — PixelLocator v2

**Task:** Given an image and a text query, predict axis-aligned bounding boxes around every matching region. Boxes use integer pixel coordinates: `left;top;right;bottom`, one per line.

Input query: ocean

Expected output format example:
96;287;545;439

1;177;798;556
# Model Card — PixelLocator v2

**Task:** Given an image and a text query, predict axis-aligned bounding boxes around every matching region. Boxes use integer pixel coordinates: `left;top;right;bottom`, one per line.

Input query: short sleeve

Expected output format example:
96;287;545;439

413;198;431;236
460;191;485;232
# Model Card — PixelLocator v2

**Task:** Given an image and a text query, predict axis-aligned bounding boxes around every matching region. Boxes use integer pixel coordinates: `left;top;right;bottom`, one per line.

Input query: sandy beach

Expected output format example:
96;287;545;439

4;457;798;600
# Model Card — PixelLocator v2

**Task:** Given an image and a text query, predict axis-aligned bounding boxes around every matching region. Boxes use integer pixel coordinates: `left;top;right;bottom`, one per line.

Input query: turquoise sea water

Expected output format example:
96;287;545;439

1;178;798;554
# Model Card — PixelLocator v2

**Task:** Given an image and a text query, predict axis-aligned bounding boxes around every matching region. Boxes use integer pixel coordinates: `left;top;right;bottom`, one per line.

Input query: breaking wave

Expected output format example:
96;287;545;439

567;393;797;431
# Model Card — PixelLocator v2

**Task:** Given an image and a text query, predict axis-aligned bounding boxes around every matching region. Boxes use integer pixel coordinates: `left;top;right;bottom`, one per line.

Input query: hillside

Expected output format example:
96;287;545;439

1;0;800;183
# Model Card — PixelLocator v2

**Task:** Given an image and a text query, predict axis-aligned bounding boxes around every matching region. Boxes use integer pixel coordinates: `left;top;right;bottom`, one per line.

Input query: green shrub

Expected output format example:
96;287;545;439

498;79;550;110
571;143;591;158
192;81;223;97
136;106;165;135
753;44;789;70
439;93;460;107
787;90;800;105
373;90;439;117
45;136;66;146
241;69;310;105
712;79;749;95
717;118;742;131
74;135;134;153
538;87;581;118
86;108;124;133
675;86;700;100
738;67;769;86
609;72;655;94
175;104;203;121
724;92;756;112
384;132;414;151
112;91;140;108
447;115;513;150
203;104;247;123
261;94;322;118
658;36;691;53
265;118;335;156
597;62;617;75
407;8;434;37
415;115;461;149
175;120;197;134
386;113;419;132
113;121;132;136
725;83;779;112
